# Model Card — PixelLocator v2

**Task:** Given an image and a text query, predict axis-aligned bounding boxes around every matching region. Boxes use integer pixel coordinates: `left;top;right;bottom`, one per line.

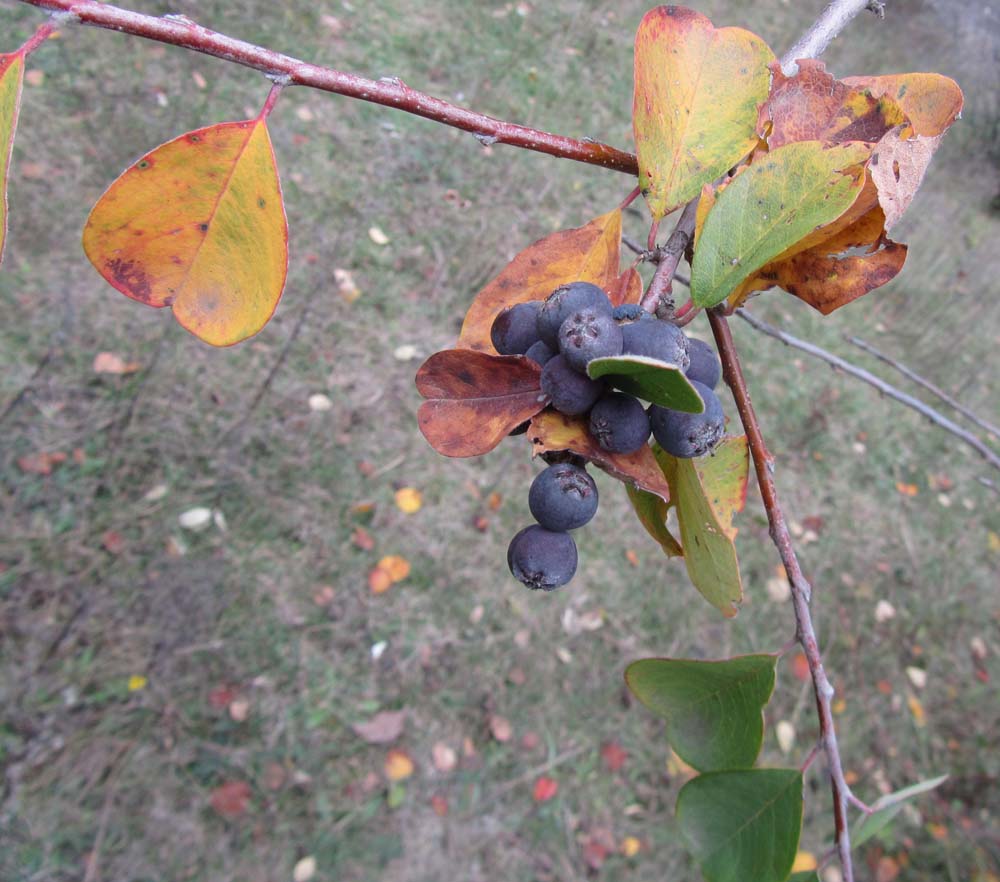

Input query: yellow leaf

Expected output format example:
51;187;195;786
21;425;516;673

0;51;25;265
896;482;920;497
666;749;697;782
792;851;818;872
908;694;926;727
384;748;414;781
83;118;287;346
127;674;148;692
987;531;1000;553
378;555;411;583
394;487;423;514
621;836;641;858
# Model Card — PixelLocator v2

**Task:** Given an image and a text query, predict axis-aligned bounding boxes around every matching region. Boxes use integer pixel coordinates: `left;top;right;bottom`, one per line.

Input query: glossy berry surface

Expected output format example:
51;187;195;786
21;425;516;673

685;337;721;390
507;524;578;591
589;392;650;454
537;282;613;348
490;301;541;355
622;319;690;371
649;380;724;458
558;308;623;373
540;355;605;416
528;463;599;531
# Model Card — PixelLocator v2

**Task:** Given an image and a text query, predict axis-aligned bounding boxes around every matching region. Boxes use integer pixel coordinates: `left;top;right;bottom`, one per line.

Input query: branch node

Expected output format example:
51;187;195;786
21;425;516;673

266;72;292;86
866;0;886;19
162;13;195;25
473;132;499;147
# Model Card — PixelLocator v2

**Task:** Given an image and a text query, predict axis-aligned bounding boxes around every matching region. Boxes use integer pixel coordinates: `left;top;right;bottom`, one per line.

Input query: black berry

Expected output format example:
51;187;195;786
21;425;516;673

558;308;623;373
589;392;650;454
537;282;613;348
491;301;541;355
507;525;578;590
685;337;721;390
528;462;599;531
540;354;605;416
649;380;724;458
622;319;690;371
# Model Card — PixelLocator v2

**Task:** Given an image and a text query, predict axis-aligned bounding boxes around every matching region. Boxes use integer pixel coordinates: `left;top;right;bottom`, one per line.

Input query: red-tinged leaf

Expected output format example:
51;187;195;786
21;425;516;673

430;794;449;817
790;652;810;682
17;451;66;475
633;6;775;219
416;350;546;457
533;776;559;802
842;73;963;138
83;118;288;347
458;210;623;352
727;204;907;314
101;530;126;555
600;740;628;772
759;60;907;150
352;709;406;744
0;51;24;264
609;266;643;307
528;410;672;502
655;437;749;617
208;684;239;710
209;780;252;818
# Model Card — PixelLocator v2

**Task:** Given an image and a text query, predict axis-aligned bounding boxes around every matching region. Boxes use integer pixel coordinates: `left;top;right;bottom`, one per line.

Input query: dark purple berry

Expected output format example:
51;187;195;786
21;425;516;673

612;303;652;324
507;525;578;590
491;301;541;355
685;337;721;390
622;319;690;371
525;339;556;366
589;392;650;454
540;355;605;416
537;282;613;348
528;462;599;531
558;308;623;372
649;380;724;458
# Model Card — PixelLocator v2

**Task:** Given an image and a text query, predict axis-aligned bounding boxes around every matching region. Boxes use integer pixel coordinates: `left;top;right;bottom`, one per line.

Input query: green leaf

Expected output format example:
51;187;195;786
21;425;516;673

625;483;683;558
852;774;948;848
0;51;25;264
633;6;775;219
625;655;777;771
587;355;703;412
678;768;803;882
656;438;749;617
690;140;872;308
788;873;821;882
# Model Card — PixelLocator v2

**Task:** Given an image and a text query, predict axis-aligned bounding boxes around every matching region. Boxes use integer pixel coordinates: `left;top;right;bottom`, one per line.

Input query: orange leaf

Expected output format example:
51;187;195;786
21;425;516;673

384;748;415;781
368;566;392;595
533;776;559;802
600;740;628;772
393;488;422;514
416;350;547;457
0;51;24;264
759;59;907;150
790;652;810;683
378;555;411;583
93;351;142;375
842;73;963;138
528;410;671;501
83;118;287;346
457;210;623;352
209;780;252;818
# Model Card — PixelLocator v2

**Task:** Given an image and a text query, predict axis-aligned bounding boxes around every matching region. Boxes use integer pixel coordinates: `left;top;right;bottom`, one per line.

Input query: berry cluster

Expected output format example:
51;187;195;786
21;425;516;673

493;281;726;591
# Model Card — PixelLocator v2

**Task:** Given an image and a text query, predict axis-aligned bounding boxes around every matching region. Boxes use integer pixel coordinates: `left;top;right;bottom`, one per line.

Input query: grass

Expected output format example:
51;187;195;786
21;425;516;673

1;0;998;880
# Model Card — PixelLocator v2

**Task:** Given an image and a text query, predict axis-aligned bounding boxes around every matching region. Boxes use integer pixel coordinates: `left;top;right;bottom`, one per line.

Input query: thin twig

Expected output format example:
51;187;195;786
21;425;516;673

736;309;1000;473
640;201;698;317
845;334;1000;439
709;307;856;881
14;0;638;175
0;347;53;425
780;0;884;75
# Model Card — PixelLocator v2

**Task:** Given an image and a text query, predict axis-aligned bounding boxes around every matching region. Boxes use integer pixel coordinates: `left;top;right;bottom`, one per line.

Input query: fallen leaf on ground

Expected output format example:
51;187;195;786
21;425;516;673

17;451;66;475
432;742;457;773
384;748;414;781
394;487;422;513
209;781;252;818
490;715;513;742
127;674;147;692
368;225;390;245
378;555;411;582
228;697;250;722
102;530;126;554
621;836;642;857
533;776;558;802
368;566;392;594
601;740;628;772
352;709;406;744
791;652;810;682
292;856;316;882
93;352;141;374
792;850;818;871
430;794;449;816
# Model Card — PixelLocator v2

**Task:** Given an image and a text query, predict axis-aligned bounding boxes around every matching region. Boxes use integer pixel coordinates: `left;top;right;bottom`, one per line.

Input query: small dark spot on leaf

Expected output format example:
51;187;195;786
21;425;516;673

199;223;209;232
189;134;201;142
258;197;266;208
137;159;151;170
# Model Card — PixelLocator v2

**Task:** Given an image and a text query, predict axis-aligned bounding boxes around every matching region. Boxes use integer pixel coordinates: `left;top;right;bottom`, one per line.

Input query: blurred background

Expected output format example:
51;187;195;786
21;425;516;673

1;0;997;879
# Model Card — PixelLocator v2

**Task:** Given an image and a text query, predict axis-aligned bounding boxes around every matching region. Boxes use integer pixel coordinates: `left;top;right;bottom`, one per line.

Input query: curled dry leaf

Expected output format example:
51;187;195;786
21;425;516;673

416;350;547;457
209;780;252;818
352;709;406;744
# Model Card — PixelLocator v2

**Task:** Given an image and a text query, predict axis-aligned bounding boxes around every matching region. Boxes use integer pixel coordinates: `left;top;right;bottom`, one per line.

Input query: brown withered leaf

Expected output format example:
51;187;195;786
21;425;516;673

727;204;906;314
528;410;671;501
458;209;623;352
352;709;406;744
869;127;941;231
842;72;963;138
209;780;252;818
759;59;906;150
416;350;547;457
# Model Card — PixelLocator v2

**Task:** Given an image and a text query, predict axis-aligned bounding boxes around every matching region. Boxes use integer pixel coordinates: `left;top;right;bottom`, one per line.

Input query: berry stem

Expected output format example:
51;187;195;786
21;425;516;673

17;17;58;56
708;307;856;882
